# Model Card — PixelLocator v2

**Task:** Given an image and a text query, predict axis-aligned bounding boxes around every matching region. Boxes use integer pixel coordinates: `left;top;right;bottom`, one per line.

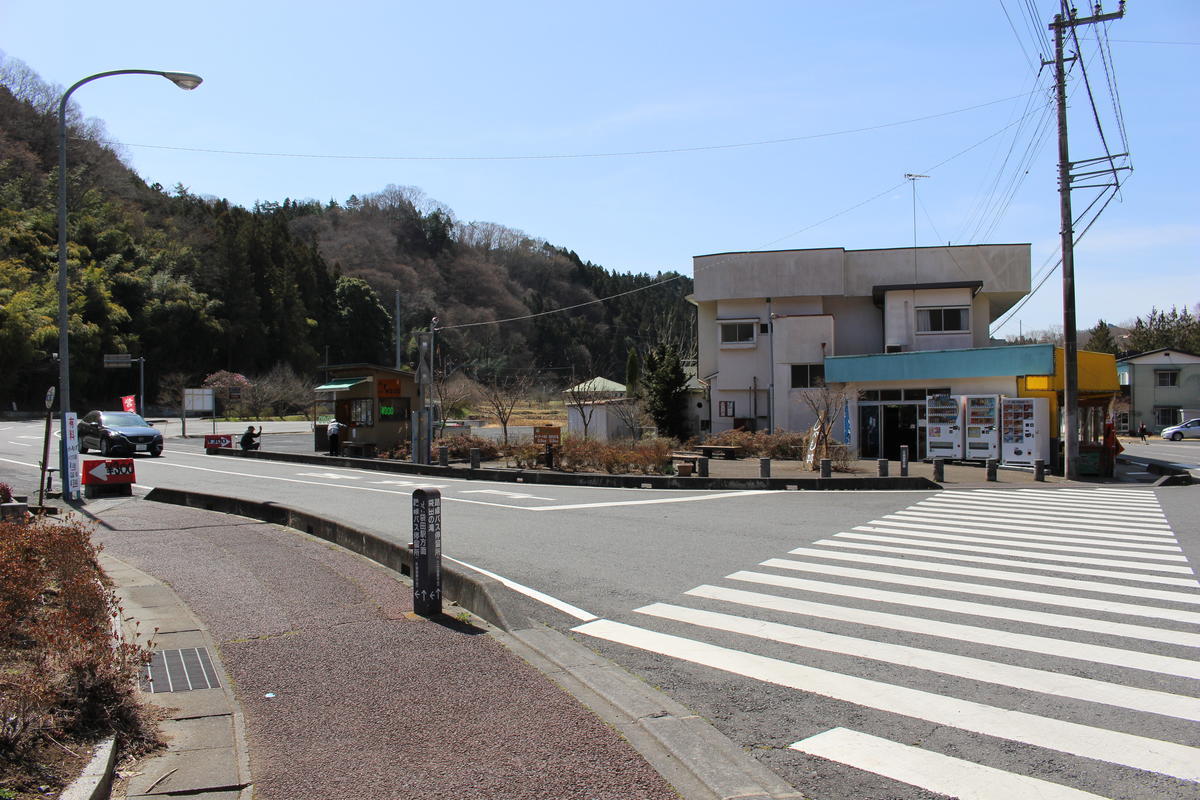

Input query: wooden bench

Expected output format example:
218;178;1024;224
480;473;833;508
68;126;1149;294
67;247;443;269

671;453;700;468
697;445;743;460
340;442;377;459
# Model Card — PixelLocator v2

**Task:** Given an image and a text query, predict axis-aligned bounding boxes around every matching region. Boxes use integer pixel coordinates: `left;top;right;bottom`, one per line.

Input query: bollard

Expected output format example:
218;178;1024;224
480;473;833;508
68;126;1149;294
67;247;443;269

760;457;771;478
438;445;449;467
698;457;709;478
933;457;945;482
1035;459;1045;482
820;458;831;478
986;458;998;482
411;488;442;617
544;443;555;469
469;447;481;470
877;458;889;478
899;445;909;477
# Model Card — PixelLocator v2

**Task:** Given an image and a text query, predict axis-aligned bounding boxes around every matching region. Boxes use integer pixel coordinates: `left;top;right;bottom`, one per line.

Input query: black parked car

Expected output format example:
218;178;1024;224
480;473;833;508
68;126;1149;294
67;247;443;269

78;411;164;457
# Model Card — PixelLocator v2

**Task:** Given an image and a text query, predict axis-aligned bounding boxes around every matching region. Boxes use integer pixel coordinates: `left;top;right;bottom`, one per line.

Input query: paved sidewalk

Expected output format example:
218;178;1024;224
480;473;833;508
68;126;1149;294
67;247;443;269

86;498;681;800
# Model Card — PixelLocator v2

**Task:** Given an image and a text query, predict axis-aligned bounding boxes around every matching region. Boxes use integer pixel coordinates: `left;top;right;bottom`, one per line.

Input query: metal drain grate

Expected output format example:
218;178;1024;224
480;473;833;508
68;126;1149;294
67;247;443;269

142;648;221;693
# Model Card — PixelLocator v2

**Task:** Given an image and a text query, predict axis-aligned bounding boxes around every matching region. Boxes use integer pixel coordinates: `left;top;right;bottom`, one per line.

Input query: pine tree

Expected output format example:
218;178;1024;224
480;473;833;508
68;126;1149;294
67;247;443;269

643;344;688;440
1085;319;1119;355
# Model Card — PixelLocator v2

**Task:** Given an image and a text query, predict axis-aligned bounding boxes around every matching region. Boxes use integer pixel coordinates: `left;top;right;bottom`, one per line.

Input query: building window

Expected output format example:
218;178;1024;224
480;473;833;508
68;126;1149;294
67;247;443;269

719;321;757;346
350;398;374;426
790;364;825;388
1154;407;1180;427
1156;370;1179;387
916;307;970;333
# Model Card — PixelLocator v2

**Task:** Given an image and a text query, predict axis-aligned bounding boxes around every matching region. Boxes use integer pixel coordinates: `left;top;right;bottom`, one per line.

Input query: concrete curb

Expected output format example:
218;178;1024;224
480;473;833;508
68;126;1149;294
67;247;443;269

57;736;116;800
208;447;940;491
100;553;254;800
142;487;801;800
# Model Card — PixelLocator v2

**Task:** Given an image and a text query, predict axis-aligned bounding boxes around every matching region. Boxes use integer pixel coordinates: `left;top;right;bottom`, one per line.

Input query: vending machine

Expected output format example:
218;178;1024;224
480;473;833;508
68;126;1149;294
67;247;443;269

925;394;963;459
962;395;1000;461
1000;396;1049;465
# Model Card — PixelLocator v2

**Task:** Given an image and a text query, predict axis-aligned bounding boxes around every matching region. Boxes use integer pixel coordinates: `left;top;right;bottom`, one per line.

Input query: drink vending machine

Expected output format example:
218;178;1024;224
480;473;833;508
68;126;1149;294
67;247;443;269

963;395;1000;461
925;394;963;459
1000;396;1049;465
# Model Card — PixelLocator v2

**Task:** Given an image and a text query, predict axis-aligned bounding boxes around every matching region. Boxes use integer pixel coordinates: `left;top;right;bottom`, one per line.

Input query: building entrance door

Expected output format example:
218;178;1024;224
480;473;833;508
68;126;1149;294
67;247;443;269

883;404;919;461
859;405;881;458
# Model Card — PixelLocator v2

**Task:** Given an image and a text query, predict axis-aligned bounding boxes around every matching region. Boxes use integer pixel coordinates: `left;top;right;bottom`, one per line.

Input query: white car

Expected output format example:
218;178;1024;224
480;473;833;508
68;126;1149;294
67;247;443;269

1160;418;1200;441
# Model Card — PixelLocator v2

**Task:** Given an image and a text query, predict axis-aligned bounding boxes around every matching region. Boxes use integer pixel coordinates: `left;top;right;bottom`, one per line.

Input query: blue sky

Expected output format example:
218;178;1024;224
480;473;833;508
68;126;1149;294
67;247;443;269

3;1;1197;337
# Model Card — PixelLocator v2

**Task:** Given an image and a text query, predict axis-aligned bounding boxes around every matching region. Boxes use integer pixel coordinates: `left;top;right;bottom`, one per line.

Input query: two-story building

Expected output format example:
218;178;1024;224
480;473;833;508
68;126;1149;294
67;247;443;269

691;244;1030;430
690;244;1118;464
1117;348;1200;433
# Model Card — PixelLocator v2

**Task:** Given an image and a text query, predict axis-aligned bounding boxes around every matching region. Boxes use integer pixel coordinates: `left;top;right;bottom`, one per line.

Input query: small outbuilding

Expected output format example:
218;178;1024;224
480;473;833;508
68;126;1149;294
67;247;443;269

313;363;418;456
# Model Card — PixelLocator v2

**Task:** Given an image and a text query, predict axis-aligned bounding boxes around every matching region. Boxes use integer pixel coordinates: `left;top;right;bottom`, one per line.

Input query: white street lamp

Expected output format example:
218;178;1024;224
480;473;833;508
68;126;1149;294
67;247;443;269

57;70;202;500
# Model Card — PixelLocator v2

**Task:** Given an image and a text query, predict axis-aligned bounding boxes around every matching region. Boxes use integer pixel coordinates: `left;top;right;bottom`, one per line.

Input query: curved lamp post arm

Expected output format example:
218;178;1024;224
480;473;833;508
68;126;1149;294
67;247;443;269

56;69;202;501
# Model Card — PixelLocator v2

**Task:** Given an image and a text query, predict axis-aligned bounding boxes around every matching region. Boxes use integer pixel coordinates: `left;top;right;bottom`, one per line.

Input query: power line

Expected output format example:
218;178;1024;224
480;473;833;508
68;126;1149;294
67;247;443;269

761;105;1049;249
89;91;1041;163
434;274;684;331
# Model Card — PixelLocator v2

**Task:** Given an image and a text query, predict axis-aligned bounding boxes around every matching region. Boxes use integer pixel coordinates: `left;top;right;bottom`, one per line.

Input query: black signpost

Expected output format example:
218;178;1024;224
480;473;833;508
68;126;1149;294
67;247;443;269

411;488;442;617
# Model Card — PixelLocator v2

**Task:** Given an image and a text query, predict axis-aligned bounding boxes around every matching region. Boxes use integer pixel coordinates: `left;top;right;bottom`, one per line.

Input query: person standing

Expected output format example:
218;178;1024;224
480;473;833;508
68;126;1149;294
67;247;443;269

1138;422;1148;443
327;419;342;456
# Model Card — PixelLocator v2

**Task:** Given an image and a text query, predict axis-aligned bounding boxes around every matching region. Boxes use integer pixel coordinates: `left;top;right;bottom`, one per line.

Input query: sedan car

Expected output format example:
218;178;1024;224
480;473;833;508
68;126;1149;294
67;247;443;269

1160;418;1200;441
78;411;164;456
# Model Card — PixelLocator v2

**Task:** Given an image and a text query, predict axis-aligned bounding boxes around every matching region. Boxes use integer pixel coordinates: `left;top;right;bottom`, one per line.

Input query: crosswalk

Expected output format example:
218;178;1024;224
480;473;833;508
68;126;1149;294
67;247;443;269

573;487;1200;800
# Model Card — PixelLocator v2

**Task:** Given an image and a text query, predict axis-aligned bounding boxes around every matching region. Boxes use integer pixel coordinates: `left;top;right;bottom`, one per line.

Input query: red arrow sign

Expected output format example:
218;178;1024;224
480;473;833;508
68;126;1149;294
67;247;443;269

82;459;135;485
204;434;233;449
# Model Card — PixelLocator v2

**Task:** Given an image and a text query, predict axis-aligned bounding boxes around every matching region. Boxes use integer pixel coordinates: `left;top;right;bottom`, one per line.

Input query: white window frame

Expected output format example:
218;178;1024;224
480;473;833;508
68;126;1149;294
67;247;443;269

718;319;758;348
1156;370;1179;387
915;306;971;334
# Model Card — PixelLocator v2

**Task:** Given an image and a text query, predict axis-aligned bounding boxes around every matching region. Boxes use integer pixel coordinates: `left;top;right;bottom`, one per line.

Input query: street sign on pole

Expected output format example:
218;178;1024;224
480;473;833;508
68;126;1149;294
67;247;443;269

411;488;442;617
103;353;132;368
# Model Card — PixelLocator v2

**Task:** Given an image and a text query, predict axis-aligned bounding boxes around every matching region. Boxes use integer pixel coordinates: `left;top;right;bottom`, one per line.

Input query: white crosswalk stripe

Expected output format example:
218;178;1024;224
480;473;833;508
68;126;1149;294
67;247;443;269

574;487;1200;799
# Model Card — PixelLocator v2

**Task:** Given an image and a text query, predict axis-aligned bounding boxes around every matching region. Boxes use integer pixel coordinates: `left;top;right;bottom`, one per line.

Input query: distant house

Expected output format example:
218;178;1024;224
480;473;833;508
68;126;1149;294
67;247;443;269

563;377;629;440
562;377;626;398
1117;348;1200;432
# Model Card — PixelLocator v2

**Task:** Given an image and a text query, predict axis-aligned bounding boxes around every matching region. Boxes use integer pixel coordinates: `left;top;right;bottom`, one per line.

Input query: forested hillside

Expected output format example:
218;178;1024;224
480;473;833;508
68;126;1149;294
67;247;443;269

0;57;693;410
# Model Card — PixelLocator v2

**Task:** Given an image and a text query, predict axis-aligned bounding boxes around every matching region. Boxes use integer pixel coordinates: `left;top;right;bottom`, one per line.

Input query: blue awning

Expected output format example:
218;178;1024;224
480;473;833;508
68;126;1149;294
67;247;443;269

825;344;1055;383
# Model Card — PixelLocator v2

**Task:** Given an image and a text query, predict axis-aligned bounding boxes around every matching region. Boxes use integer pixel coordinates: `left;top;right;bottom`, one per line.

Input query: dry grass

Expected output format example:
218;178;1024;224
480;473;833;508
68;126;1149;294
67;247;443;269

0;516;160;798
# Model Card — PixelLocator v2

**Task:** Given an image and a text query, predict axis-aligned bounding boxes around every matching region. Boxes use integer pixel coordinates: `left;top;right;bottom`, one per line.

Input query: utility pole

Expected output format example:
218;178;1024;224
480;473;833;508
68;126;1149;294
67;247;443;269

1047;0;1125;480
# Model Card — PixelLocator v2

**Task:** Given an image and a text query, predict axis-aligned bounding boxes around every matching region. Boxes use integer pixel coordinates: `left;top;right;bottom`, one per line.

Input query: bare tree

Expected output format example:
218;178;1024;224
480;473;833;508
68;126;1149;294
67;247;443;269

434;368;476;436
477;371;534;446
799;382;849;470
607;396;645;441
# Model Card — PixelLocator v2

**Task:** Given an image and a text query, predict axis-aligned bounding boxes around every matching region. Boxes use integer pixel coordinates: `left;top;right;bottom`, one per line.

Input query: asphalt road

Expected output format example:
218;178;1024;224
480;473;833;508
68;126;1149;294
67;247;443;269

3;419;1199;800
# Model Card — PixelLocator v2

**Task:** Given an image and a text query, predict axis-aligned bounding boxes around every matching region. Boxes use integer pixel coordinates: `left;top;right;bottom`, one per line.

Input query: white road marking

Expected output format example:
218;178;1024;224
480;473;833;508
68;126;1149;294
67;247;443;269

637;603;1200;721
442;556;598;621
836;531;1197;574
784;547;1200;604
139;461;536;508
913;499;1171;528
758;557;1200;624
815;538;1200;587
686;584;1200;679
370;479;450;488
460;489;556;500
854;525;1187;560
883;514;1180;547
571;619;1200;782
297;472;363;480
728;570;1200;648
949;489;1163;510
791;728;1114;800
525;490;777;511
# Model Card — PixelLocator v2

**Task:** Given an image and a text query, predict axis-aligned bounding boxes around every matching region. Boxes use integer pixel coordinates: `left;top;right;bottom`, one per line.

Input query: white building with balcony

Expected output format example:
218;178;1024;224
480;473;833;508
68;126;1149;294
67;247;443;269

690;244;1032;453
